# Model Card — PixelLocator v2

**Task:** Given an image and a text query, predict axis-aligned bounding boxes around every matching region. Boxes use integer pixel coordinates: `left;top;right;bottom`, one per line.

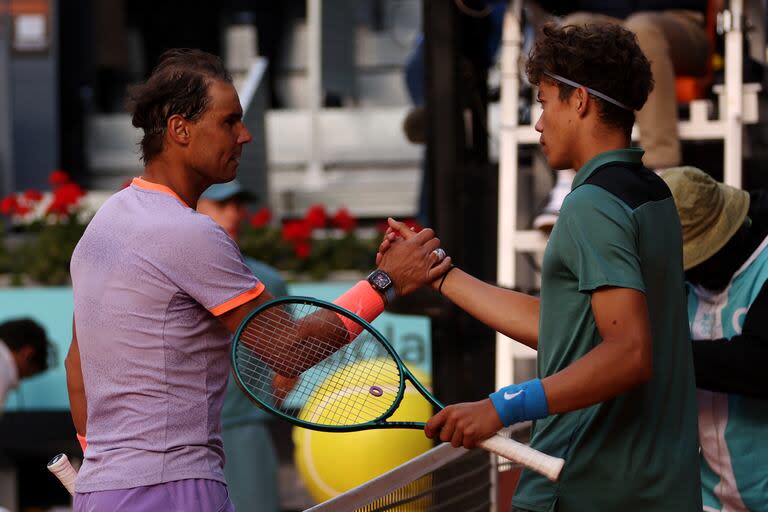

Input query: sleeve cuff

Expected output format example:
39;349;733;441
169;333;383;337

210;282;266;316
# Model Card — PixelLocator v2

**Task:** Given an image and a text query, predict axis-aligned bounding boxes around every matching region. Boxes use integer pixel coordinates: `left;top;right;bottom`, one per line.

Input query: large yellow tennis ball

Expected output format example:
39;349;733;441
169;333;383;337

293;361;434;505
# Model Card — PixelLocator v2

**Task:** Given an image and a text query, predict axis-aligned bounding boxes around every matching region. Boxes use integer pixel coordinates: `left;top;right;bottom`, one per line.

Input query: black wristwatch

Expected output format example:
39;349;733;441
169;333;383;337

367;269;397;304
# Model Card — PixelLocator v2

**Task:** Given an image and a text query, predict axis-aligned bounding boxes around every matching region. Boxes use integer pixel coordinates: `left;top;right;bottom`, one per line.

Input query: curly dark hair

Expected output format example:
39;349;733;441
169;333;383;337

126;48;233;164
526;23;653;137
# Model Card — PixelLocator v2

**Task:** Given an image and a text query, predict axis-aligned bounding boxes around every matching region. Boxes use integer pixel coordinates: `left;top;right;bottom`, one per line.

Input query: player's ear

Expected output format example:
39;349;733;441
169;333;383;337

167;114;190;145
575;87;588;116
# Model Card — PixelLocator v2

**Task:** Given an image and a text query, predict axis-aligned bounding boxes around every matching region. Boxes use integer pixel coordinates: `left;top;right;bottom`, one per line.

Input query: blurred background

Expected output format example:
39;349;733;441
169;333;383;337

0;0;766;510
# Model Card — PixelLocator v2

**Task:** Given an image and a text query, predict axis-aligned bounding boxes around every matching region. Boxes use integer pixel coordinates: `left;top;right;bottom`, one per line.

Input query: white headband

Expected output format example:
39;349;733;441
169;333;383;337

543;71;633;111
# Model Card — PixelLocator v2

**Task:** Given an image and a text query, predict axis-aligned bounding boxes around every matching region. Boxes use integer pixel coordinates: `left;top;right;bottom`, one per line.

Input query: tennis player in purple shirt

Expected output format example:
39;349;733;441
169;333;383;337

65;48;451;511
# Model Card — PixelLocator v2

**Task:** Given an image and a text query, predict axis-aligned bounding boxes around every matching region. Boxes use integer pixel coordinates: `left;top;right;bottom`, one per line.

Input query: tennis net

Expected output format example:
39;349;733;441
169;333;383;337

305;423;531;512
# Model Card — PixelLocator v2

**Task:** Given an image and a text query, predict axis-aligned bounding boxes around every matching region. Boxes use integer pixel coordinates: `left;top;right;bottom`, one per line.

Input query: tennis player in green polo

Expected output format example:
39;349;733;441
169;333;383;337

382;22;702;511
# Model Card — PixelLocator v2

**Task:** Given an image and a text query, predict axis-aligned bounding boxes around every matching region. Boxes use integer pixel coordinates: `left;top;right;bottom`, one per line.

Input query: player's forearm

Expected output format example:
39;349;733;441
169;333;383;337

541;333;652;414
65;319;87;435
66;378;87;436
64;340;87;435
436;268;539;349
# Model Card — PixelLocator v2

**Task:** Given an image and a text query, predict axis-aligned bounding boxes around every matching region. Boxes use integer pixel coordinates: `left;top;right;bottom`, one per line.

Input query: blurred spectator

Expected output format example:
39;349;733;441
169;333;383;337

229;1;295;109
533;1;709;231
197;180;286;512
0;318;53;411
403;0;507;225
662;166;768;512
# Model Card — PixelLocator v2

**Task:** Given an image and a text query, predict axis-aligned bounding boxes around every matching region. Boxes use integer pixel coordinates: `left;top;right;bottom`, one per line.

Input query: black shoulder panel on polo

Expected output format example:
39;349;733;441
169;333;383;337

583;162;672;210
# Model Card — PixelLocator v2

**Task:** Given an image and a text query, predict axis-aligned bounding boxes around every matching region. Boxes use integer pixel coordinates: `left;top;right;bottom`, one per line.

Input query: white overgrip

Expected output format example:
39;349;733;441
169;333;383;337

478;434;564;482
47;453;78;496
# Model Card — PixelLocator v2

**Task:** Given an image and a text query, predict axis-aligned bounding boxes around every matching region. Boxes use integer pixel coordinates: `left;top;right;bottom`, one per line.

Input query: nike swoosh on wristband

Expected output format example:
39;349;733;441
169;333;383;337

504;390;524;400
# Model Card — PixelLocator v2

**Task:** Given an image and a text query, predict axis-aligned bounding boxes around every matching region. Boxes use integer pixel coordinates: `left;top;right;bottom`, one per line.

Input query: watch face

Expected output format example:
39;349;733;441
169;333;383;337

369;270;392;290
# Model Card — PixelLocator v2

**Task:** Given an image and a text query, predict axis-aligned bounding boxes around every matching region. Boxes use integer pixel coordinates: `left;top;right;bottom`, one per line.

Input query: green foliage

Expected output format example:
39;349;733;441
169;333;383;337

2;175;385;285
0;171;88;286
8;215;88;286
1;180;382;284
239;224;378;281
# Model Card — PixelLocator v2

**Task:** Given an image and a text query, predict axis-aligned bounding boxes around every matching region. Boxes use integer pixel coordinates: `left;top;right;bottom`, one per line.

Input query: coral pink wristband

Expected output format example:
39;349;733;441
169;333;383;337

77;433;87;452
333;280;385;340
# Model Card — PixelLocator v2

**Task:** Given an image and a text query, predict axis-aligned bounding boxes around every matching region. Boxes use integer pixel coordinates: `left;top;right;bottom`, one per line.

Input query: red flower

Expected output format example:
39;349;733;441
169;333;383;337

46;198;68;216
0;195;18;215
54;183;84;207
281;220;312;242
249;207;272;228
304;204;327;229
332;208;356;232
46;183;84;215
14;205;31;216
23;190;43;202
294;241;311;259
48;170;70;188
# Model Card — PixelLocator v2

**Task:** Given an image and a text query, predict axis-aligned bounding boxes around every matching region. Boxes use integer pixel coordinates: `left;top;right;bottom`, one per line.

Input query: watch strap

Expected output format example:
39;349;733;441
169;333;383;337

383;285;397;304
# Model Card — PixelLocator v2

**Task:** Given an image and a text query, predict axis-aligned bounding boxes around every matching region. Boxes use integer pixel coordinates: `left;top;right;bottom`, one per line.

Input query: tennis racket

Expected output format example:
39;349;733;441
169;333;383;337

48;453;77;495
231;296;565;481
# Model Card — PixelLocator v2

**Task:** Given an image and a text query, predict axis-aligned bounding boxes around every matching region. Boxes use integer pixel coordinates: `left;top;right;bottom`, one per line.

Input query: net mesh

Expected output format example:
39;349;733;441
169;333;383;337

302;442;493;512
234;299;403;428
354;449;492;512
303;425;531;512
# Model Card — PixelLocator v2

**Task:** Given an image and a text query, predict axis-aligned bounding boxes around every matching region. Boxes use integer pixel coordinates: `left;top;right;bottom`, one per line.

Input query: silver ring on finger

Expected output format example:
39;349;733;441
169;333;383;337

432;248;447;261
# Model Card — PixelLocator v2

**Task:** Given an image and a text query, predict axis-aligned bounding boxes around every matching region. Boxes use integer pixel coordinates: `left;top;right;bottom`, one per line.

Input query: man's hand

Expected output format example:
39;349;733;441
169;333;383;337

424;399;503;449
377;218;452;296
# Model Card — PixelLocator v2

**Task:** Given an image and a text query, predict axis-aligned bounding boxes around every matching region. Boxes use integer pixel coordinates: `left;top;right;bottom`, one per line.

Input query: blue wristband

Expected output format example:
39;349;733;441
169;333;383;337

488;378;549;427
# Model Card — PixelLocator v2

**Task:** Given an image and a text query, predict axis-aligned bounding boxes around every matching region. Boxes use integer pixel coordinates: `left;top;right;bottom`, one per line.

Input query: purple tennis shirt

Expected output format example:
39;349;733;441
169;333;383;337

70;178;264;492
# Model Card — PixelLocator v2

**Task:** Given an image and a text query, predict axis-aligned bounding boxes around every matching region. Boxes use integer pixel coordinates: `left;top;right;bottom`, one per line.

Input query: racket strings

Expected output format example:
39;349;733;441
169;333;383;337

238;318;398;424
234;301;403;427
300;346;399;425
239;310;343;376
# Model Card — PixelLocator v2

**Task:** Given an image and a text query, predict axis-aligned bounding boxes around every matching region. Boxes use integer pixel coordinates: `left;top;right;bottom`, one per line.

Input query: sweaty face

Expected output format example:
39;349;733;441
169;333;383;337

535;81;578;171
188;80;253;183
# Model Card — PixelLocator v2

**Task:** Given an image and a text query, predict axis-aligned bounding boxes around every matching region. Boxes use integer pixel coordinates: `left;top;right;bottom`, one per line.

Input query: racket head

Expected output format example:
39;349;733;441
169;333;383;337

231;296;411;432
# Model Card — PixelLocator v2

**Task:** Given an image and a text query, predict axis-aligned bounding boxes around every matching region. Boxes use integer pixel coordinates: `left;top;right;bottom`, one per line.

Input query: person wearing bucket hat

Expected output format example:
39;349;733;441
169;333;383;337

198;180;254;240
661;166;768;512
198;180;284;512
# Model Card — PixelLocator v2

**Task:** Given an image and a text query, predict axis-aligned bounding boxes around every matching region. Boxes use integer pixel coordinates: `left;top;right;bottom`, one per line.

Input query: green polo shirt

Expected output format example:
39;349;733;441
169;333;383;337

512;149;701;512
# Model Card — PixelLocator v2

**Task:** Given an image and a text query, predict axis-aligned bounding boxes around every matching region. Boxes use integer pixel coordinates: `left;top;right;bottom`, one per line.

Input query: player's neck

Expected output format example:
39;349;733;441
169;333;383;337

572;130;630;172
143;158;207;209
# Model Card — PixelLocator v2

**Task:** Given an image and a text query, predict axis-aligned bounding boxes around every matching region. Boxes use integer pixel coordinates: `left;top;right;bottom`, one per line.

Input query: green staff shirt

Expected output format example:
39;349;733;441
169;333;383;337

512;149;701;512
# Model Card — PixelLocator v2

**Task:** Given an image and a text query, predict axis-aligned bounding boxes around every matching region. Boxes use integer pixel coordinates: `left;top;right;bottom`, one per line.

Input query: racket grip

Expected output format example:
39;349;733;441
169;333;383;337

47;453;78;496
478;434;565;482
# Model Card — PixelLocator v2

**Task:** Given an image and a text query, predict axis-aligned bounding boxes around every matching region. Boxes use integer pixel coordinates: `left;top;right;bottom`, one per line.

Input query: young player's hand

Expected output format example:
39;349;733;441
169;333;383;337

424;399;503;449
